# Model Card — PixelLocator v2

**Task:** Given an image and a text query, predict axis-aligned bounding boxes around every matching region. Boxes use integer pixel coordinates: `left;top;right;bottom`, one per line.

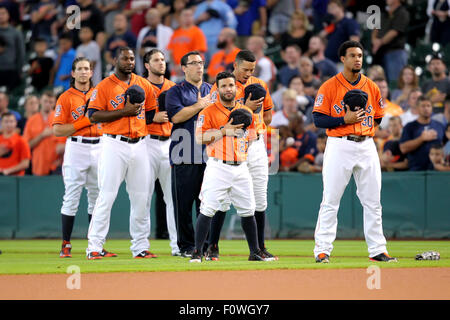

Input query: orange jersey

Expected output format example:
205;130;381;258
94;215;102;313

52;87;102;137
196;102;252;162
23;111;67;175
0;133;31;176
88;73;157;138
167;26;208;65
210;76;274;140
147;78;176;137
313;73;384;137
207;47;241;80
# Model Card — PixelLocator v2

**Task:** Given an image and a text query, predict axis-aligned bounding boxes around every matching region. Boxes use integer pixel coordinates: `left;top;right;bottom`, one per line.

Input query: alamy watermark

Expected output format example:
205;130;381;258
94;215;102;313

66;265;81;290
366;265;381;290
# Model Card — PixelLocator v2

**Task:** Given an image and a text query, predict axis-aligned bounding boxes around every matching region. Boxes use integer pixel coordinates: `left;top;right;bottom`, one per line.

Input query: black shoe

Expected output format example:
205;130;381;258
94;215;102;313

369;253;398;262
189;249;202;263
248;249;267;261
315;253;330;263
205;244;219;261
180;249;194;258
134;250;158;258
260;247;278;261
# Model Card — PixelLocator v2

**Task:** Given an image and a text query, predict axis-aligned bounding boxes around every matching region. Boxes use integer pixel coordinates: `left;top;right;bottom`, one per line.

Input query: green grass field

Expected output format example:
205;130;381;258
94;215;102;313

0;239;448;275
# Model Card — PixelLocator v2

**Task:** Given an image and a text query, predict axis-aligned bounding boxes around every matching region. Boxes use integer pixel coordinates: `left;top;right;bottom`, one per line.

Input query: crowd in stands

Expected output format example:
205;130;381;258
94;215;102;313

1;0;450;177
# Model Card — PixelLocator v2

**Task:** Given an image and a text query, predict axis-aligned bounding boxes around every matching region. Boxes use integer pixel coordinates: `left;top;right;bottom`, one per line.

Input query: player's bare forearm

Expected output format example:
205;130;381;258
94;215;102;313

2;159;29;175
196;129;222;145
263;110;272;126
171;104;203;124
399;137;424;154
89;109;127;123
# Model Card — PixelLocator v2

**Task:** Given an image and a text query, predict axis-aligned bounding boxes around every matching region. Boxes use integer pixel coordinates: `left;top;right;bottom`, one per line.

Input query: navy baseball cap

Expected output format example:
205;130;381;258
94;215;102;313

125;85;145;104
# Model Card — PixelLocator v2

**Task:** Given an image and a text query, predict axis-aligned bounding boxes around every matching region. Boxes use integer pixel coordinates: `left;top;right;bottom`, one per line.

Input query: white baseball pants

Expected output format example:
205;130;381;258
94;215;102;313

247;135;269;212
314;137;388;258
87;135;151;257
61;137;101;217
145;136;179;255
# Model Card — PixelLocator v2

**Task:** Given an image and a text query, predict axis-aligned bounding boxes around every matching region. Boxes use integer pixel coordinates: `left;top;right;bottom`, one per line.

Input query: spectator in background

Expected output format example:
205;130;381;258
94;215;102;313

95;0;123;36
124;0;154;37
380;116;408;171
271;89;300;128
321;0;360;65
267;0;299;42
371;0;410;82
194;0;237;66
421;54;450;114
30;0;58;44
305;35;338;81
272;75;313;114
399;96;445;171
401;88;422;126
104;13;137;74
277;44;301;88
298;56;321;99
367;64;387;81
0;6;25;91
427;0;450;46
280;10;313;54
444;123;450;160
246;35;277;90
135;8;173;76
0;113;31;176
23;91;66;176
163;0;187;30
297;132;327;173
51;32;76;92
78;0;106;47
0;93;21;129
76;26;102;85
231;0;267;48
375;78;404;130
17;95;40;134
428;143;450;171
206;27;240;83
167;7;207;82
391;65;420;109
311;0;329;33
432;98;450;127
28;38;55;92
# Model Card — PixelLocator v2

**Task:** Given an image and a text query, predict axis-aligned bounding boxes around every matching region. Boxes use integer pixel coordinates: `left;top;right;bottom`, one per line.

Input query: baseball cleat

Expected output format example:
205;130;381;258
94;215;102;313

180;249;194;258
172;251;182;257
369;253;398;262
315;253;330;263
60;241;72;258
134;250;158;258
87;251;103;260
260;247;278;261
101;249;117;257
189;250;202;263
248;249;268;261
205;244;219;261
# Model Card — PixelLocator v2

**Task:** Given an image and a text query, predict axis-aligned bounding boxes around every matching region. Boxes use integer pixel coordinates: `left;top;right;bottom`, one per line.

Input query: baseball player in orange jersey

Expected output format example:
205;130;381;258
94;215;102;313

142;48;180;256
190;71;268;262
52;57;117;258
86;47;158;260
312;41;397;263
206;50;277;261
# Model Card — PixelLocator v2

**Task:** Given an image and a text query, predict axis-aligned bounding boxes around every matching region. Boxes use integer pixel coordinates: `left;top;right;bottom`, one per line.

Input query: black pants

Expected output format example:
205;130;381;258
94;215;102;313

155;179;168;239
171;163;206;252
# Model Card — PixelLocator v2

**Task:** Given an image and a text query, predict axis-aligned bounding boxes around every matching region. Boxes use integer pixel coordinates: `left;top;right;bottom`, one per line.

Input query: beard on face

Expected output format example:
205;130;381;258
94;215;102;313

118;63;134;74
219;92;235;102
217;40;227;49
150;66;165;77
351;67;361;73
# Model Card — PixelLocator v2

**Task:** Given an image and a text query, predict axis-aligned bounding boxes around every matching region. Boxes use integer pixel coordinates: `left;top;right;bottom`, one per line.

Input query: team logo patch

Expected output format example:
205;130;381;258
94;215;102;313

210;91;218;102
90;89;98;101
315;94;324;107
379;97;384;109
197;115;204;127
55;105;62;117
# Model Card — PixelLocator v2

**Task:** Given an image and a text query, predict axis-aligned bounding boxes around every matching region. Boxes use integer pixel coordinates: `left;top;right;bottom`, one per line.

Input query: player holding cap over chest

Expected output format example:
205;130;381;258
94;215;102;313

312;40;397;263
190;71;269;262
205;50;277;262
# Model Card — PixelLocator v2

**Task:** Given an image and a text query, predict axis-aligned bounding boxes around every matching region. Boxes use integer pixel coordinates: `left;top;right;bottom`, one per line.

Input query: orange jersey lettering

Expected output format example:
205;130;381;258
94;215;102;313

196;102;252;162
52;87;102;137
313;73;384;137
147;78;176;137
88;73;157;138
210;76;273;140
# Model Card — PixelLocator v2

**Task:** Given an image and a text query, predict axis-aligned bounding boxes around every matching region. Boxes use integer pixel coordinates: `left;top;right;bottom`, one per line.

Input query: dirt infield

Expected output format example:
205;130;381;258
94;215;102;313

1;268;449;300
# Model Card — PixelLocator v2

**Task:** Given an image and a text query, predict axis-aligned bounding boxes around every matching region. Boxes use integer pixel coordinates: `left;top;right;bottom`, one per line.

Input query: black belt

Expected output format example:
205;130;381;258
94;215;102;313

338;135;371;142
149;134;169;141
71;137;100;144
212;158;242;166
106;134;145;144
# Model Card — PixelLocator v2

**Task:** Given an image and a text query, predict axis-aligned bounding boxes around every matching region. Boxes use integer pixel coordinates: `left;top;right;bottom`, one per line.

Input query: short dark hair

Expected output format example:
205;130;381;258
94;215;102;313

288;74;302;87
143;48;165;78
117;46;134;57
180;51;202;66
1;112;15;120
235;50;256;64
215;71;236;87
70;57;93;88
41;90;56;98
59;32;73;42
338;40;364;58
430;142;444;150
417;95;432;105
